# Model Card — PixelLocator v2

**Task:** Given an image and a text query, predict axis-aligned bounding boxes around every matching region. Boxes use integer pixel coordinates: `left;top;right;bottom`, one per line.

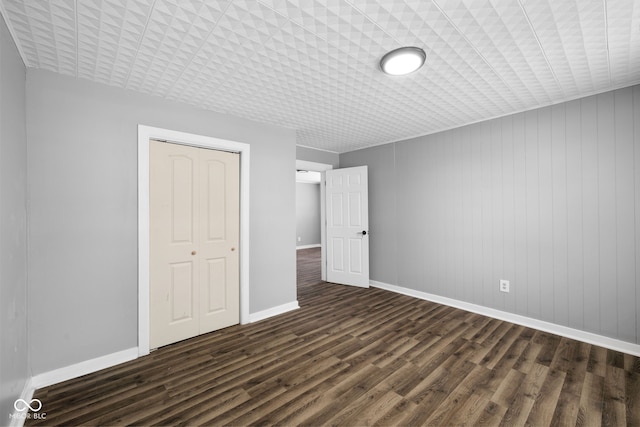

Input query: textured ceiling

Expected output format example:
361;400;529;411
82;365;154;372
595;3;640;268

1;0;638;153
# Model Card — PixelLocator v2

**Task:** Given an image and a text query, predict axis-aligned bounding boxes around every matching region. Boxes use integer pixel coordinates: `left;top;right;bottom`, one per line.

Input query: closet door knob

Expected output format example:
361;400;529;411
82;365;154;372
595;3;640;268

191;251;197;255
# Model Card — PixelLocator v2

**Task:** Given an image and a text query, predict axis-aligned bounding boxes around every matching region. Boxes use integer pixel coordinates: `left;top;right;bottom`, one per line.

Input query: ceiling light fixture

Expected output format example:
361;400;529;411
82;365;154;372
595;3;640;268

380;47;426;76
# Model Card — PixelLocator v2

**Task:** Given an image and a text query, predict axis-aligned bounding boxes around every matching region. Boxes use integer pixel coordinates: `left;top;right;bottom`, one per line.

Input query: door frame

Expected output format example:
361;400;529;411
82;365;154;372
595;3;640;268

138;125;250;356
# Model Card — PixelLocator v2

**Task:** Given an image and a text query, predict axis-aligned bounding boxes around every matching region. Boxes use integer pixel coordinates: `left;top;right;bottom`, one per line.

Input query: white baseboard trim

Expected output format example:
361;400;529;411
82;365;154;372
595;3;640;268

31;347;139;390
249;301;300;323
370;280;640;357
296;244;321;250
8;378;35;427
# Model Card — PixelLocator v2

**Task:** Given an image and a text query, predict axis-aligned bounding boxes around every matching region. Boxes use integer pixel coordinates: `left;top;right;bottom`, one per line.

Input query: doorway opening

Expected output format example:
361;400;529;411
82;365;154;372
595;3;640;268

294;160;332;302
294;161;371;297
295;169;321;250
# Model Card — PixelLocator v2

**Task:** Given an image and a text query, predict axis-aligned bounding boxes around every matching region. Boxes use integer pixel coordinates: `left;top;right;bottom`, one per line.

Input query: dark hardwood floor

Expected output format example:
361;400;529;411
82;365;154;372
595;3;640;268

28;247;639;426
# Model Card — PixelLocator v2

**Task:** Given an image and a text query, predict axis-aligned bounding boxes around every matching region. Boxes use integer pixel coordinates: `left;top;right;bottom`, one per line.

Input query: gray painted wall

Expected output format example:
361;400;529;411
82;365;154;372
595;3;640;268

296;145;339;168
341;85;640;345
26;70;297;375
296;183;321;246
0;14;28;424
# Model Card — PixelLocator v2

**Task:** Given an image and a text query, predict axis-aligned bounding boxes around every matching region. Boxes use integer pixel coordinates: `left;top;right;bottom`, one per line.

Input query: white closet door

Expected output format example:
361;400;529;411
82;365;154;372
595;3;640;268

198;148;240;334
150;140;239;349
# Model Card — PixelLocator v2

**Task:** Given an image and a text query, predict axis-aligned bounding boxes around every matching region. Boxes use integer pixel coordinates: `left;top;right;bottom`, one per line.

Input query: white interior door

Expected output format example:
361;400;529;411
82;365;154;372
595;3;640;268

325;166;369;287
149;140;239;349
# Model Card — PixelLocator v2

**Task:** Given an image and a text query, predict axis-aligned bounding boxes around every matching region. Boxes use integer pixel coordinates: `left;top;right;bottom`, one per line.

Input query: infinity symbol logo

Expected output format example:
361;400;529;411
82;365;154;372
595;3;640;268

14;398;42;412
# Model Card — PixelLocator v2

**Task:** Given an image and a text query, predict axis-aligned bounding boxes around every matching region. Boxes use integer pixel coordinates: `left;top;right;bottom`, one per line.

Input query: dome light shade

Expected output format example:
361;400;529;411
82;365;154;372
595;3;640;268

380;47;426;76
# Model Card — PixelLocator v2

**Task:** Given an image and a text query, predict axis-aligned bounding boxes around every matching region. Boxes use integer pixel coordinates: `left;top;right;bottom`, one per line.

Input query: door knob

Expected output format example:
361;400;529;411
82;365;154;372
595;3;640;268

231;247;236;251
191;251;197;255
359;230;367;235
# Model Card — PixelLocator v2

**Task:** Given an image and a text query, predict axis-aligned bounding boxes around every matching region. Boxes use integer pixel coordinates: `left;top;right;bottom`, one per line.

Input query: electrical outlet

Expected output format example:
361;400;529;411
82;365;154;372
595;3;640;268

297;236;301;242
499;280;510;293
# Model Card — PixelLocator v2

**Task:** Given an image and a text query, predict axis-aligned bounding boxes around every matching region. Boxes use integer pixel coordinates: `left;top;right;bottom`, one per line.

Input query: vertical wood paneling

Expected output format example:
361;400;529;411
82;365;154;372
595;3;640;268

435;133;447;296
481;122;493;306
421;139;435;293
417;140;431;292
444;131;457;299
614;88;635;342
614;90;636;341
461;126;474;302
491;120;504;309
502;116;516;313
538;107;554;322
471;124;484;304
431;135;441;294
419;140;432;292
513;113;528;316
351;85;639;345
394;144;408;288
418;140;431;292
551;104;569;326
565;99;584;330
597;92;617;337
525;110;541;318
395;142;420;289
581;96;600;334
452;128;464;300
634;86;640;344
391;144;399;287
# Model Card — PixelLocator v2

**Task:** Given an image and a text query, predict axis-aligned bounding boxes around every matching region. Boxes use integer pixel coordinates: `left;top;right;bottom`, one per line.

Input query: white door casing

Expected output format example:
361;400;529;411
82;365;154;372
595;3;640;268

138;125;250;357
325;166;369;288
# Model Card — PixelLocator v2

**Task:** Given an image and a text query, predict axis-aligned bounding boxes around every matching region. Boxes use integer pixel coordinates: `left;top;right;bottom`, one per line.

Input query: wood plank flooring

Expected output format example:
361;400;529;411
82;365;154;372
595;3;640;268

28;248;639;426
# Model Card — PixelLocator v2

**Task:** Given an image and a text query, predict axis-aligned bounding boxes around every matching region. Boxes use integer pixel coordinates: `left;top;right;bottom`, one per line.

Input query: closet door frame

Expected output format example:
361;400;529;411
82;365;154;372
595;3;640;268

138;124;250;357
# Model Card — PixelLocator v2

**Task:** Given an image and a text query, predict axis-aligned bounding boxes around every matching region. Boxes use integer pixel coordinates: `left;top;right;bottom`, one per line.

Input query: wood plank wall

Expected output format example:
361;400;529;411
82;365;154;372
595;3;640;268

340;85;640;345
